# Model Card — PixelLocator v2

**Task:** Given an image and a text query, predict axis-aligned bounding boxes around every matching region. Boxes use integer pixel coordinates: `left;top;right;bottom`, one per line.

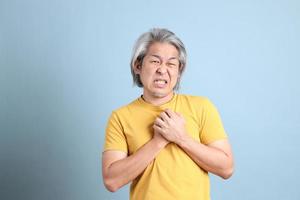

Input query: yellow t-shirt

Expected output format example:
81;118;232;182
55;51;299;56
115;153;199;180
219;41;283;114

104;94;227;200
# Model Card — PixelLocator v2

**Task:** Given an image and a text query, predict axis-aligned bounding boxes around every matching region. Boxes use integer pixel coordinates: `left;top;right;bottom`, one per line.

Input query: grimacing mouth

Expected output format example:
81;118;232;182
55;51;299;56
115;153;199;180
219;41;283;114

154;79;168;84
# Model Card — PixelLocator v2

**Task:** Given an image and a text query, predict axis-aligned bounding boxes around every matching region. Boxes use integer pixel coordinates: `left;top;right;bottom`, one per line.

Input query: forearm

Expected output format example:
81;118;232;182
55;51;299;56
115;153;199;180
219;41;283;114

104;138;165;191
177;136;234;179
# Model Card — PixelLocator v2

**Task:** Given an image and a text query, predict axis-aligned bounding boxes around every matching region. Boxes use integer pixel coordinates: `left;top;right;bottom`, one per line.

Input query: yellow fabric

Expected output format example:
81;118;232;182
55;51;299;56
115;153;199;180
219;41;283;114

104;94;227;200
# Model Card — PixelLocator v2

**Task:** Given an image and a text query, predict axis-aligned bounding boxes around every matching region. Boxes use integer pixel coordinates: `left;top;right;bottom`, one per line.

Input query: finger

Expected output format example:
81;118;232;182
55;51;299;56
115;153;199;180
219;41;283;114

175;112;185;122
153;124;164;133
175;112;182;117
154;117;165;128
160;111;171;122
165;109;176;119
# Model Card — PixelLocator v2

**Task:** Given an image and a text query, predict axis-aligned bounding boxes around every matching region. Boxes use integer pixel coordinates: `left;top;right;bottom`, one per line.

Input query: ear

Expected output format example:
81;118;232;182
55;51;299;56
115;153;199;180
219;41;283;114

133;62;141;74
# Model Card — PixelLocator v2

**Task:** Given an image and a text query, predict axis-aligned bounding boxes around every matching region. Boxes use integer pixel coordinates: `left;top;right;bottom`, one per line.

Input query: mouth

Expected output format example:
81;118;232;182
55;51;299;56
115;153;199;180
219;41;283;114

153;79;168;88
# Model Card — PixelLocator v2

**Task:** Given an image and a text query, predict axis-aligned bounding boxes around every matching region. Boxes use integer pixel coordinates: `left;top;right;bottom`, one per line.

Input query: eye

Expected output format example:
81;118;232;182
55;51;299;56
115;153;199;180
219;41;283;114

150;60;160;64
167;62;177;68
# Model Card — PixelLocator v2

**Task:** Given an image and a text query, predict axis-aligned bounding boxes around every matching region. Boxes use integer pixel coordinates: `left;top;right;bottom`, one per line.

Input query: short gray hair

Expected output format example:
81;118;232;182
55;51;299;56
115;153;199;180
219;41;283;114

130;28;187;90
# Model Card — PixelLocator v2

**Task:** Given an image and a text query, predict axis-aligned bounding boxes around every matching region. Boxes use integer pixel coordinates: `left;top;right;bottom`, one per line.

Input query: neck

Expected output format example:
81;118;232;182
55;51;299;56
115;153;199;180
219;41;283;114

142;92;174;106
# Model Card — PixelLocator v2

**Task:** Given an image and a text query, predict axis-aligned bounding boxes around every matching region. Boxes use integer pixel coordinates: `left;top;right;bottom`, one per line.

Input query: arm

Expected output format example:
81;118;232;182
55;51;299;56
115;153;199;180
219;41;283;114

154;109;234;179
102;133;169;192
177;137;234;179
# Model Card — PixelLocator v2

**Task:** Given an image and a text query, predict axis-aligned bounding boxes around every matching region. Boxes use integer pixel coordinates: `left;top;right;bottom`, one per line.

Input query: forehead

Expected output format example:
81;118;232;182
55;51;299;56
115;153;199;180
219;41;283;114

147;42;179;58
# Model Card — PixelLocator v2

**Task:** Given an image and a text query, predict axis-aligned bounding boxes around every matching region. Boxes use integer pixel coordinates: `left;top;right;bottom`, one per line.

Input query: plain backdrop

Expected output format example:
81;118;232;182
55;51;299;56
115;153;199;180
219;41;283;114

1;0;300;199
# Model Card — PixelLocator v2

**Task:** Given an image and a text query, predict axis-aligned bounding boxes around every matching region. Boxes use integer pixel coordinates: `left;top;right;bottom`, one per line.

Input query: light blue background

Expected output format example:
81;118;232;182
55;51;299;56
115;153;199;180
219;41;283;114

1;0;299;199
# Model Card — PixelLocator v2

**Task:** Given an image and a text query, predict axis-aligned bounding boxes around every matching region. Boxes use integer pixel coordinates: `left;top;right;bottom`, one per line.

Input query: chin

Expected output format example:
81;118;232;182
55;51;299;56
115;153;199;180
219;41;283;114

152;92;167;98
152;89;174;98
146;85;175;98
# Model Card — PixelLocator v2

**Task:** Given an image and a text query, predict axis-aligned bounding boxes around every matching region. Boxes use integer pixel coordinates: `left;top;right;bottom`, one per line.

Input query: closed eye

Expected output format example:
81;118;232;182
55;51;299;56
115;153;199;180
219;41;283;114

150;60;160;64
167;62;178;67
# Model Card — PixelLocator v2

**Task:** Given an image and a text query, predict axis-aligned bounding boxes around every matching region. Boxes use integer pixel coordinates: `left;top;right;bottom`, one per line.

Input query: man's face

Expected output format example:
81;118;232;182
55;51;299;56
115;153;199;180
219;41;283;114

135;42;180;100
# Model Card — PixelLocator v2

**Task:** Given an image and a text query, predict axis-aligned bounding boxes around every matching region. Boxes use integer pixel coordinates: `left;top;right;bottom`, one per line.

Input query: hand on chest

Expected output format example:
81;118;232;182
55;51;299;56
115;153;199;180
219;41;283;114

124;111;201;154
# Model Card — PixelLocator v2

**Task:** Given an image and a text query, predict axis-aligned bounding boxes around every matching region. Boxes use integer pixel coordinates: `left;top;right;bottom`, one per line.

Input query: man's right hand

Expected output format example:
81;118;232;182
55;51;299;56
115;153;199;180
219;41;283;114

153;125;170;148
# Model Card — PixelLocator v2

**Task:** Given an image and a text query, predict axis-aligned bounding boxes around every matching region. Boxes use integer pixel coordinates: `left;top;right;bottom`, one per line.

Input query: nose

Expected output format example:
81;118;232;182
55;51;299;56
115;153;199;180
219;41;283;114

156;64;167;74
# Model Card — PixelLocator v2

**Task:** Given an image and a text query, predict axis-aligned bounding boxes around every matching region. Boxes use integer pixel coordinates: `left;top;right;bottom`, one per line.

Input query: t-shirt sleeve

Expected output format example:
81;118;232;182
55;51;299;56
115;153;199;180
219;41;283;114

199;98;228;144
103;111;128;153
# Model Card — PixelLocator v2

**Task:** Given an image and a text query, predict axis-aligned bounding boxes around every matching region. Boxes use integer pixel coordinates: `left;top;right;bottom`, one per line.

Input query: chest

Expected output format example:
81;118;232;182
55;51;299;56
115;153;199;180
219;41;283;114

123;110;201;154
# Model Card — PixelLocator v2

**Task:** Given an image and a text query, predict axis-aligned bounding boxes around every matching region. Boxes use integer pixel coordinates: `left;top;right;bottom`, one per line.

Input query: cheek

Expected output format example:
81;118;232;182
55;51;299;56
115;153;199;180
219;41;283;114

140;70;154;84
142;68;155;77
170;71;179;79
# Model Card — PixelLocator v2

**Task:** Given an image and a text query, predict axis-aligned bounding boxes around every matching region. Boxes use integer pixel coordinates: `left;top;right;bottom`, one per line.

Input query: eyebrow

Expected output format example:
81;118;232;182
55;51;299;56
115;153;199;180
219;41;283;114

149;54;178;61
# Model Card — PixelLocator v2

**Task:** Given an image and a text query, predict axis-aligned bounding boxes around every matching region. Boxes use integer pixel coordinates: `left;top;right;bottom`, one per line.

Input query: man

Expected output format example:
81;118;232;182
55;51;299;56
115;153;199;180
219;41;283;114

102;28;234;200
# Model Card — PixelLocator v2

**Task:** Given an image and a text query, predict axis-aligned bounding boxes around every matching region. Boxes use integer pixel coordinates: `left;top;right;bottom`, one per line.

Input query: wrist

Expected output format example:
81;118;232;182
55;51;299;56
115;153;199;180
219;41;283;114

152;136;168;149
176;134;191;148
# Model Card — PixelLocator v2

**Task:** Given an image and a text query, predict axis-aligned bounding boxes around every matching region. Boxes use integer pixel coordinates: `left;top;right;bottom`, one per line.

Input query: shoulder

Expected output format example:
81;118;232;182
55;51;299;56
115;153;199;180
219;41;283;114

111;97;140;117
176;94;219;114
176;93;211;105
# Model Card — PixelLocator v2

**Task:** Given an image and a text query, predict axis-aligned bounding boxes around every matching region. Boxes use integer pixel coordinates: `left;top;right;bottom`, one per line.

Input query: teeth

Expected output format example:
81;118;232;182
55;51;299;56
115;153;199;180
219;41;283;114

154;79;167;84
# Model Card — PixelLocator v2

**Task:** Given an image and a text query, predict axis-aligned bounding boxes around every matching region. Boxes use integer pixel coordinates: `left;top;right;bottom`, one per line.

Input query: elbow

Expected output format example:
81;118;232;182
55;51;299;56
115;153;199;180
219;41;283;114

220;166;234;180
221;170;233;180
105;184;118;193
220;157;234;180
103;177;120;192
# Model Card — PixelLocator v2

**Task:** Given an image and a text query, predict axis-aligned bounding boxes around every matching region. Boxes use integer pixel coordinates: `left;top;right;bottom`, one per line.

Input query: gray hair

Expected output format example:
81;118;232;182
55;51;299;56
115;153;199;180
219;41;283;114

130;28;187;90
